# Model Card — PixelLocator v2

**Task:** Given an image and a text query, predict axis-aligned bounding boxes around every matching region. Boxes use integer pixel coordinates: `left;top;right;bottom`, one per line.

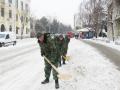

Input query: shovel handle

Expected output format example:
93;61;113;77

44;56;60;74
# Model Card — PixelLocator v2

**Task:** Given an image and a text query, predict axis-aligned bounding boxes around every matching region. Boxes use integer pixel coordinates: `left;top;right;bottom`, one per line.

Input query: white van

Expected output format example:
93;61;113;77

0;32;17;47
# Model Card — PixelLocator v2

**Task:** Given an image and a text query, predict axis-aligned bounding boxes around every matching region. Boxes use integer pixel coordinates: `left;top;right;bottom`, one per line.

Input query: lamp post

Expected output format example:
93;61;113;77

74;13;79;30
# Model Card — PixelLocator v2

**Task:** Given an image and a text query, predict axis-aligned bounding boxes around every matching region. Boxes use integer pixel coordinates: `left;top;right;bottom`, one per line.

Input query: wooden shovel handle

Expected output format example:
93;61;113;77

44;56;60;74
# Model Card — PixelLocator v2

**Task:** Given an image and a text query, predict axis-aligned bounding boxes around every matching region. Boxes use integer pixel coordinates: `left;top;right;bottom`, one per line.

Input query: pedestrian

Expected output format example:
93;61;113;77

62;34;70;64
55;34;64;66
37;32;59;89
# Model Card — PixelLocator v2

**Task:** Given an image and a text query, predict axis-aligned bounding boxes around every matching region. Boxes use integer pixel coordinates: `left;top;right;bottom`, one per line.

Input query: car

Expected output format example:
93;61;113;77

0;32;17;47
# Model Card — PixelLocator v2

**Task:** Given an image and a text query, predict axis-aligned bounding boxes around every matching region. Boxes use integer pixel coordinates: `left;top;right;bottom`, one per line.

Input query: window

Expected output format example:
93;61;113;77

16;27;19;34
9;10;12;18
16;14;18;21
26;17;28;23
26;28;29;34
21;1;23;10
16;0;18;8
21;16;24;22
9;0;12;4
9;25;12;31
6;34;10;39
1;8;4;17
25;4;28;12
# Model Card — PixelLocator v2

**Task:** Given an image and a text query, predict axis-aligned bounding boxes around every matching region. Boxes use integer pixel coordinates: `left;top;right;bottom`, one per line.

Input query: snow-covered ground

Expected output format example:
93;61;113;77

0;38;120;90
0;38;37;60
88;37;120;51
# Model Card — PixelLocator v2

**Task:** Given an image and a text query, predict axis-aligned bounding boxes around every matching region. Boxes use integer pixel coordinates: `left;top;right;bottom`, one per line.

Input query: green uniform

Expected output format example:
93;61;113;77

63;36;70;55
55;36;65;66
39;36;58;80
61;36;70;64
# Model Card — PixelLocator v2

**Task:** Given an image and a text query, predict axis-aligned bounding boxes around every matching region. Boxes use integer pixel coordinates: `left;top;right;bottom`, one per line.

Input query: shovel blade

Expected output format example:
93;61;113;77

58;74;72;80
63;56;71;61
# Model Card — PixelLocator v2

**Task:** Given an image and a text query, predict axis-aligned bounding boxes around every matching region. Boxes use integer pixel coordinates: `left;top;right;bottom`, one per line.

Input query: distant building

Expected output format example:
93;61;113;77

30;16;36;38
107;0;120;41
0;0;31;38
113;0;120;40
107;0;114;41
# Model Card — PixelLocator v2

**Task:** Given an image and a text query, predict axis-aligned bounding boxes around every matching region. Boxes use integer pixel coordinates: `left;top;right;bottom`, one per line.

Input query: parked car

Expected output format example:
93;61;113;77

0;32;17;47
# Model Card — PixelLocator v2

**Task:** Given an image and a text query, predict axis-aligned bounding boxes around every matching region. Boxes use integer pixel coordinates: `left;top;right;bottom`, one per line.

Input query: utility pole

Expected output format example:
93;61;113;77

74;15;76;30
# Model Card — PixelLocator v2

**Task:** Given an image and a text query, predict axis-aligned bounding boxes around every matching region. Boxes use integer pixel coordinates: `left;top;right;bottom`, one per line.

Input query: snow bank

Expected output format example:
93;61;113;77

89;38;120;51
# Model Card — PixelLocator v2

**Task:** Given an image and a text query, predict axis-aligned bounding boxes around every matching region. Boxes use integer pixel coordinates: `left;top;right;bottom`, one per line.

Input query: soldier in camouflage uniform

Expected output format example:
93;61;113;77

62;34;70;64
37;33;59;89
55;34;65;66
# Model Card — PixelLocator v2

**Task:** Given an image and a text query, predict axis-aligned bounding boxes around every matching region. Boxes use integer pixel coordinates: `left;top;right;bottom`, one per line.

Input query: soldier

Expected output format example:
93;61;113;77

55;34;64;66
37;33;59;89
62;34;70;64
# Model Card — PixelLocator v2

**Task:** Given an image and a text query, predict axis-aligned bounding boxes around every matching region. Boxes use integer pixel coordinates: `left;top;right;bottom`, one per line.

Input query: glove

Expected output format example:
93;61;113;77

44;33;50;43
41;52;45;56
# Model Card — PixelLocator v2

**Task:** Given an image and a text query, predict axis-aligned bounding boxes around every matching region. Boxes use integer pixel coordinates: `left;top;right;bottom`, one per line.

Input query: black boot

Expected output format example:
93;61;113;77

59;62;62;67
55;79;59;89
62;57;66;64
63;60;66;64
41;78;49;84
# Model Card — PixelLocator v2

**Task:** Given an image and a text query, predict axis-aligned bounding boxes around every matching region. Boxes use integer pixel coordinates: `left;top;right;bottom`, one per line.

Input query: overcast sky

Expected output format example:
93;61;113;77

30;0;81;28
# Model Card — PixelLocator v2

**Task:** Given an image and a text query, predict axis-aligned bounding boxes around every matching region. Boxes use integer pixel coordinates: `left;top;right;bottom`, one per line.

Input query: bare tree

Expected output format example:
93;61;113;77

35;17;73;34
78;0;108;37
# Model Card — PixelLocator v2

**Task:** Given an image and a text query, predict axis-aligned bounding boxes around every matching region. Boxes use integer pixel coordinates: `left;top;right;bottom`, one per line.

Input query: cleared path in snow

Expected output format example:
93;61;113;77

83;40;120;70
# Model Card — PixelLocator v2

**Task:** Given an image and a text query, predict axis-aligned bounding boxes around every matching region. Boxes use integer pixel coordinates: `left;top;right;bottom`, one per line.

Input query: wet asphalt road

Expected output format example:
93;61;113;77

83;40;120;70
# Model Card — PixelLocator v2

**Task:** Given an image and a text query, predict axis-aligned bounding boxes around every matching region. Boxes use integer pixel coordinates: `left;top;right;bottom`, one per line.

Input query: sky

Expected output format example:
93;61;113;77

30;0;82;28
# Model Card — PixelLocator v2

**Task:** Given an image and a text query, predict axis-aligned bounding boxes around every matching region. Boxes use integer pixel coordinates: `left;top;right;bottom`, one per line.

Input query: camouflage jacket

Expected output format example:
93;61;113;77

55;36;65;56
38;37;58;62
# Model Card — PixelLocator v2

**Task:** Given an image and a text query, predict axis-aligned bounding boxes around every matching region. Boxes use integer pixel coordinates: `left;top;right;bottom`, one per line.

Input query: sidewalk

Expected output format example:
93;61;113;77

90;37;120;51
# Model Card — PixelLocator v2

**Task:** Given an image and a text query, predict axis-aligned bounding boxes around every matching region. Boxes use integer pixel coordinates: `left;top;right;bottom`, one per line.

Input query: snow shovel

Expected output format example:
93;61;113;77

44;56;72;80
62;55;71;61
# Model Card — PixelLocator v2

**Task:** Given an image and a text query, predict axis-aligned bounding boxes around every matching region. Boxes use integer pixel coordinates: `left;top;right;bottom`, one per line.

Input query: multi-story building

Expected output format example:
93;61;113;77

107;0;120;41
0;0;31;38
107;0;114;41
113;0;120;40
30;15;36;38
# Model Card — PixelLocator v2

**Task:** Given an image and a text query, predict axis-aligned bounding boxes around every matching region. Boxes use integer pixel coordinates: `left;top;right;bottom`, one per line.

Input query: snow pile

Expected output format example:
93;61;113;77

89;38;120;51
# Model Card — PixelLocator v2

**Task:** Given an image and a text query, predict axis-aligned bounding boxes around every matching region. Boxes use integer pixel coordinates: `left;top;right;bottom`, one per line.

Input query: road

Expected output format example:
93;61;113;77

0;39;45;90
83;40;120;70
0;38;120;90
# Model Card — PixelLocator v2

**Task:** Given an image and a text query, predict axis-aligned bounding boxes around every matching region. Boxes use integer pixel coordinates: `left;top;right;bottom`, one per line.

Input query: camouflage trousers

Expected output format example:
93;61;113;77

44;57;58;80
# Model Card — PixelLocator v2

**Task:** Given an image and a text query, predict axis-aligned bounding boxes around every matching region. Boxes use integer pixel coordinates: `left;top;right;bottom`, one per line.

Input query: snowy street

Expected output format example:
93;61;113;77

0;38;120;90
83;40;120;70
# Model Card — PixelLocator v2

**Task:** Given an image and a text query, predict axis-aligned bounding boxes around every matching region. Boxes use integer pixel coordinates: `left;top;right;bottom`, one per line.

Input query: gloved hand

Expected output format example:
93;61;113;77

44;33;50;43
41;52;45;56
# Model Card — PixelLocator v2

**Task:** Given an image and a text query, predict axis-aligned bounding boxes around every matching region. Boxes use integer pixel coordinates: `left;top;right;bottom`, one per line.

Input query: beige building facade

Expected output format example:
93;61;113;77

0;0;30;38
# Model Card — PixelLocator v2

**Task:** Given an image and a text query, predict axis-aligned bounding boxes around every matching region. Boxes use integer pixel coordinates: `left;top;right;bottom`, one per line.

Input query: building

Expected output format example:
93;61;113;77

30;15;36;38
0;0;31;38
113;0;120;40
107;0;114;41
107;0;120;41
